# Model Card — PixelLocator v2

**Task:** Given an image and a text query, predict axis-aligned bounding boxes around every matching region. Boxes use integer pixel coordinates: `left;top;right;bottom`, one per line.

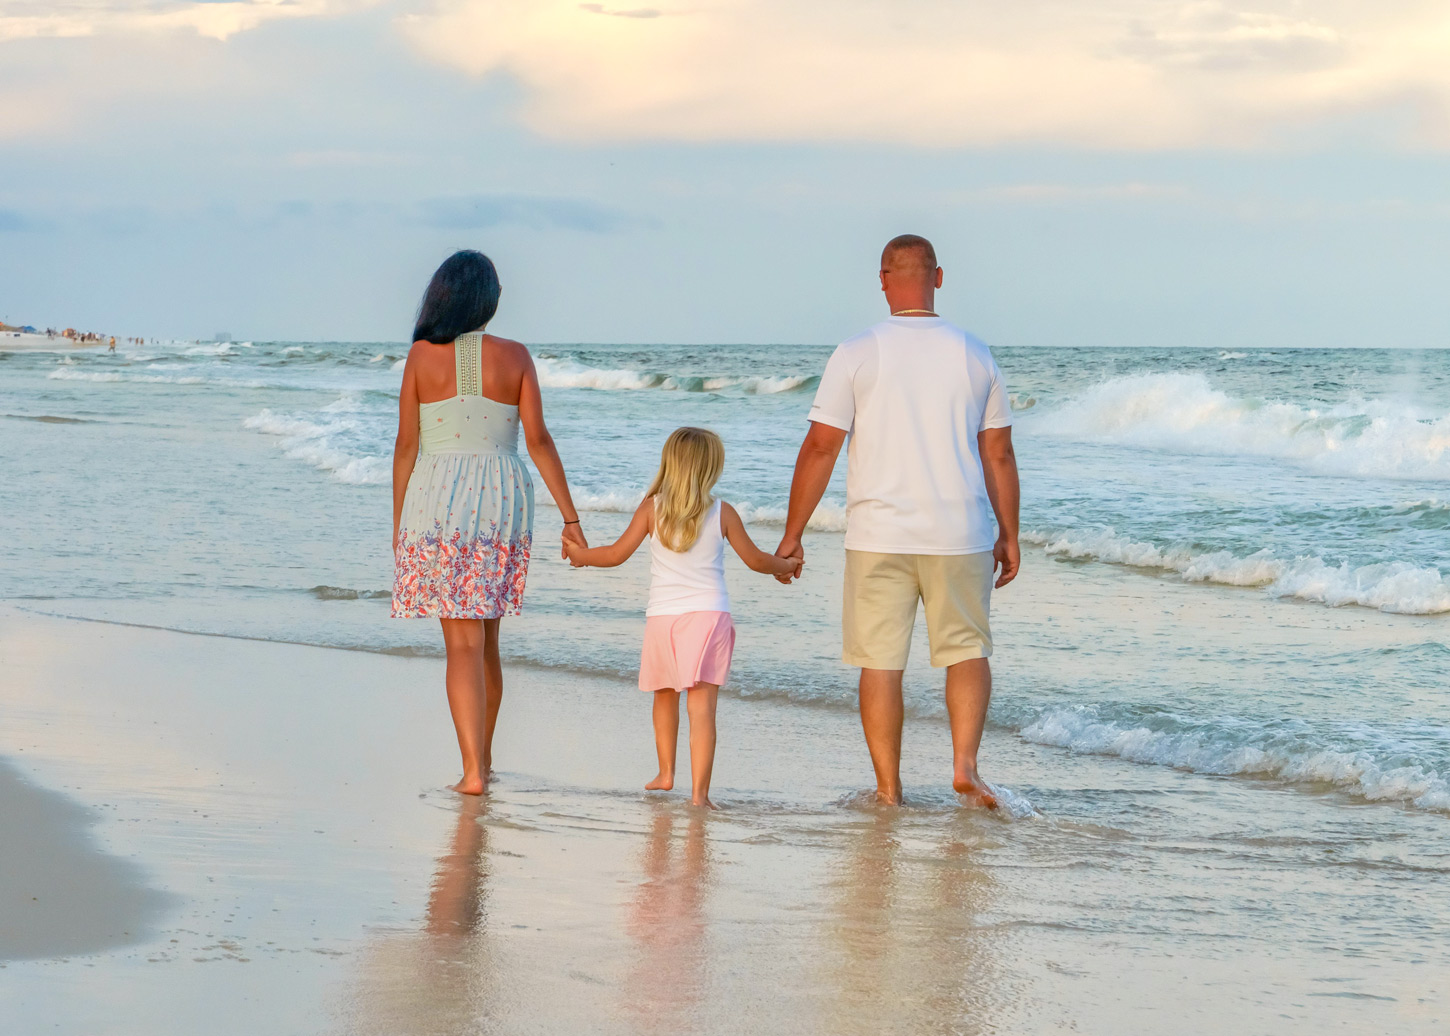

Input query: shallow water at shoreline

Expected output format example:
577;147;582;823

1;338;1448;1029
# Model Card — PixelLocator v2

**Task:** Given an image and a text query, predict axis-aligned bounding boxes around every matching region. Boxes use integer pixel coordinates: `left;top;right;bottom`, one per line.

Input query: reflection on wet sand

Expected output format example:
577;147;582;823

822;811;1003;1034
622;802;712;1034
343;796;498;1036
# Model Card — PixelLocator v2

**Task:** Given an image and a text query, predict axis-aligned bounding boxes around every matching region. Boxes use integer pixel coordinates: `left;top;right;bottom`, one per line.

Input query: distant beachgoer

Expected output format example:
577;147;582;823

774;234;1021;807
392;250;587;795
564;427;802;808
108;337;116;352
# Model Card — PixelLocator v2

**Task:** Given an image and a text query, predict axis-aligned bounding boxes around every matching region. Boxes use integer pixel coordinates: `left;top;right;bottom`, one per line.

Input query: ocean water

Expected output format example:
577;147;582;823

2;339;1448;821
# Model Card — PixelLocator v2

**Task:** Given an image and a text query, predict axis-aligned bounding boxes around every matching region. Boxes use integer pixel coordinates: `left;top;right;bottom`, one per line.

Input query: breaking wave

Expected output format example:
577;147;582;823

1037;372;1450;480
1025;527;1450;614
243;399;389;485
534;356;815;395
1014;704;1450;813
546;487;849;532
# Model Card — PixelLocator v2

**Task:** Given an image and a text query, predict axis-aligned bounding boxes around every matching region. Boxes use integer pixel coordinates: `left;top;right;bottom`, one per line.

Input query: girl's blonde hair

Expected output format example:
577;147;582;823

646;427;725;552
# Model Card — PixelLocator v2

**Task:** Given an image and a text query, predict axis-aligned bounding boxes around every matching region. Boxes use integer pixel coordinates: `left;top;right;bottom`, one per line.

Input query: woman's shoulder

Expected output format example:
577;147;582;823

405;338;448;364
480;333;530;358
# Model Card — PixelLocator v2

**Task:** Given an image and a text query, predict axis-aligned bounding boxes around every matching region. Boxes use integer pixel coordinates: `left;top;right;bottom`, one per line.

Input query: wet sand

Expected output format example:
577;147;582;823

0;602;1443;1033
0;759;170;961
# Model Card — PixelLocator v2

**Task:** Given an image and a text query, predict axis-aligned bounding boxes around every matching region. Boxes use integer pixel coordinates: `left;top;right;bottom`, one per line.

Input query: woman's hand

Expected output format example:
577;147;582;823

561;521;588;560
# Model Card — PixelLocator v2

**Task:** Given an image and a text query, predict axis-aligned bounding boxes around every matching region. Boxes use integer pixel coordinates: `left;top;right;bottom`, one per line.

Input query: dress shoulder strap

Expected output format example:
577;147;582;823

454;332;482;397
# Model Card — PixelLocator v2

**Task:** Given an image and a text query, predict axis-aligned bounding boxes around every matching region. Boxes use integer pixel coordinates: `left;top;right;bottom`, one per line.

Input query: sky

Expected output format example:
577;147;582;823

2;0;1449;347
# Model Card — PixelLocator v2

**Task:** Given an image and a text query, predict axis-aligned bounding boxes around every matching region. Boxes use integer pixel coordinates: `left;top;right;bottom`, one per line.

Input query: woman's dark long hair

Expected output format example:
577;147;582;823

412;250;501;344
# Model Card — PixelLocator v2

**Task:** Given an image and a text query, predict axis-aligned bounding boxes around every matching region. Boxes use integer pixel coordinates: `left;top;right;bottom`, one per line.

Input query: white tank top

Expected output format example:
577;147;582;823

646;498;731;616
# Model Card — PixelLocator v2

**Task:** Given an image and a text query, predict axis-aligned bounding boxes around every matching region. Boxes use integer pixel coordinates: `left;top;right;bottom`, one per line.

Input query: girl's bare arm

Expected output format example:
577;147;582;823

392;348;421;548
566;498;652;568
722;502;800;576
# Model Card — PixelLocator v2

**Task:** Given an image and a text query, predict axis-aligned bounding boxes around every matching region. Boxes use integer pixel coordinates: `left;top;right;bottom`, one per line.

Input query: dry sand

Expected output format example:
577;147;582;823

0;601;1442;1034
0;333;102;352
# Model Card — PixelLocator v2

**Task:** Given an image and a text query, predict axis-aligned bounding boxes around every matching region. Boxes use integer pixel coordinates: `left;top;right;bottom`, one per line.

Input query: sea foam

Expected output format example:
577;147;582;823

48;368;208;386
1039;372;1450;480
545;487;849;532
534;356;814;395
1016;704;1450;813
243;404;389;485
1025;527;1450;614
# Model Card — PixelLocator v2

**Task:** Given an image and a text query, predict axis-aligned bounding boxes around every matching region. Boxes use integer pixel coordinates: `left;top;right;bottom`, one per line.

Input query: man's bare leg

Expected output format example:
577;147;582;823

859;668;905;804
945;658;997;809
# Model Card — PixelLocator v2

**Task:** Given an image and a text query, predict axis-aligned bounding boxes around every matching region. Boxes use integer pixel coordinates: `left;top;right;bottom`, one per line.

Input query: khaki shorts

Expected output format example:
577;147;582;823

842;550;994;669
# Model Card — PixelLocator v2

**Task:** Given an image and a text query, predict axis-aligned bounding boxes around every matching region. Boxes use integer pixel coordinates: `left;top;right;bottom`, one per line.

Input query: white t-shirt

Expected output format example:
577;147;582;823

807;316;1012;555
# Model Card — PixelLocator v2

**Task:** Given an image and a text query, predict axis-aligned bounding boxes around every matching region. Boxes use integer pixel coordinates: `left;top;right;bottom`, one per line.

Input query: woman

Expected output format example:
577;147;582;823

392;250;585;794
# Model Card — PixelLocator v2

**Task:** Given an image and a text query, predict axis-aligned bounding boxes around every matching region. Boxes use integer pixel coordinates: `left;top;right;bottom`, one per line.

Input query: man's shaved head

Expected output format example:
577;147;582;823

881;234;938;274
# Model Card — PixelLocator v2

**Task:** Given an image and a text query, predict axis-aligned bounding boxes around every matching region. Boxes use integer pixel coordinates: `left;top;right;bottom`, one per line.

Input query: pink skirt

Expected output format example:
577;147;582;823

639;611;735;692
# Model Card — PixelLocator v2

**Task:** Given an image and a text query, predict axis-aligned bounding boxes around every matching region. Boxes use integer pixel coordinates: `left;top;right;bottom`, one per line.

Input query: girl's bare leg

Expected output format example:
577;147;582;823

441;618;488;795
480;618;503;775
646;689;680;790
686;683;719;809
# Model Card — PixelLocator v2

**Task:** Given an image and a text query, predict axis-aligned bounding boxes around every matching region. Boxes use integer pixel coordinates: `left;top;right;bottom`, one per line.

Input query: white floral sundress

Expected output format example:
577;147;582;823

392;332;534;618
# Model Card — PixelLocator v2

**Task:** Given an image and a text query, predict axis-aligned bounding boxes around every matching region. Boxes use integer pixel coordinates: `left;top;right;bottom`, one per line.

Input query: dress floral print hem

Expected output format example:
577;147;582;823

393;521;532;618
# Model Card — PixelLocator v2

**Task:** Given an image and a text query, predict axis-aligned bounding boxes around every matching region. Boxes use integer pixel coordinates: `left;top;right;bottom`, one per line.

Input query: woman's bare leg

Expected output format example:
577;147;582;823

646;690;680;790
440;618;488;795
686;683;719;809
480;618;503;775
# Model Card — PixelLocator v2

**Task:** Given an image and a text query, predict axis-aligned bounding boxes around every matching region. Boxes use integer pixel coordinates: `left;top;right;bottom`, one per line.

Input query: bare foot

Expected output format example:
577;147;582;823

874;786;904;806
452;774;488;796
691;794;718;810
952;770;999;809
645;772;674;791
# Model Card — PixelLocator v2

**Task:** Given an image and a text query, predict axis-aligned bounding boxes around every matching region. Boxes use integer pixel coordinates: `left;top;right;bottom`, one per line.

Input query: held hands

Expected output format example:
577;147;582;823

773;534;805;584
993;534;1020;588
561;521;588;565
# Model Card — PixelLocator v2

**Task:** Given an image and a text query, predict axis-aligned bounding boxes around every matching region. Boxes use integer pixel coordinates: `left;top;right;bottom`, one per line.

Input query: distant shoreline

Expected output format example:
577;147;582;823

0;333;105;353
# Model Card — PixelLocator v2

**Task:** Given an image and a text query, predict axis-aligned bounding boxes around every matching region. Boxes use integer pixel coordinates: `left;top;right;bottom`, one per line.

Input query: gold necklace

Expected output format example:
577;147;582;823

891;308;937;316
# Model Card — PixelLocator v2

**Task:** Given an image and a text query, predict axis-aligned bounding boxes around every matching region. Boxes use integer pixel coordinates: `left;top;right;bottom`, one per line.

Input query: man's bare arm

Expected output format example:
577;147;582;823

978;426;1020;588
775;422;847;582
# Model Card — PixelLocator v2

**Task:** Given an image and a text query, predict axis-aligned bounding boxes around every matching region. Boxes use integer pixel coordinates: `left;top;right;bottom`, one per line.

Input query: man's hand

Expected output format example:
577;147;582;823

993;534;1020;588
561;521;587;560
774;534;805;584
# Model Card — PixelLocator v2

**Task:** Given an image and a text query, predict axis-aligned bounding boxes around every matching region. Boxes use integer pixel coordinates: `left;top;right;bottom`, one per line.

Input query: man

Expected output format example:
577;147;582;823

775;234;1020;807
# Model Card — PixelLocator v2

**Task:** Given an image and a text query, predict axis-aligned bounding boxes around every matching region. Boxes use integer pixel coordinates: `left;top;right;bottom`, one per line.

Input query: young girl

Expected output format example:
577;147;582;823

564;427;801;808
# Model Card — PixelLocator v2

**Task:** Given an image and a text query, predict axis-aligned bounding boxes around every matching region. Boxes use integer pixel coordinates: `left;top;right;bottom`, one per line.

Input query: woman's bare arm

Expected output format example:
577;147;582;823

516;349;586;555
392;349;421;548
565;498;652;568
722;502;801;576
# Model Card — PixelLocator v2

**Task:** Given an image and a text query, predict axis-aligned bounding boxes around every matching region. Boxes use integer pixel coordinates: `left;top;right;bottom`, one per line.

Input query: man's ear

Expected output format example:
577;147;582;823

934;267;944;289
879;270;889;291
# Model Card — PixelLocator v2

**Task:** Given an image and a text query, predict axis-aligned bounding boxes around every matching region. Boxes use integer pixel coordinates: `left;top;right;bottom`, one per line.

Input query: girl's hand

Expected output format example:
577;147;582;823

773;534;804;583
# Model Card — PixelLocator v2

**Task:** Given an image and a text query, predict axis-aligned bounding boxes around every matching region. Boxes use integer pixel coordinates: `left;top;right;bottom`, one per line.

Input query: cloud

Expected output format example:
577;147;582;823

397;0;1450;149
579;4;661;19
948;183;1194;204
416;194;648;233
0;0;367;43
